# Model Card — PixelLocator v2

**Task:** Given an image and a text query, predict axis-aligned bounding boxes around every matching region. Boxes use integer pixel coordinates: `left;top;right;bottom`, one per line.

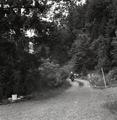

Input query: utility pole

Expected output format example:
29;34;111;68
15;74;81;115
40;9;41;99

101;68;107;88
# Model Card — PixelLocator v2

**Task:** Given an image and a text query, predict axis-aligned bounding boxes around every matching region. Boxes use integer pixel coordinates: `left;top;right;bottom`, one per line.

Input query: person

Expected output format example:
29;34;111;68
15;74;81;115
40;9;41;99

70;71;74;82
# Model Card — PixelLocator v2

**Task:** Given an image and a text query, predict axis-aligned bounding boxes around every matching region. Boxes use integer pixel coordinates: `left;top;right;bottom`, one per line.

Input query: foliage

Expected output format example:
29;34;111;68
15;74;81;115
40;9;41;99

56;65;71;84
91;35;112;72
106;68;117;82
67;0;117;77
39;59;70;88
70;33;96;74
88;73;107;87
0;0;74;99
39;59;60;87
111;38;117;67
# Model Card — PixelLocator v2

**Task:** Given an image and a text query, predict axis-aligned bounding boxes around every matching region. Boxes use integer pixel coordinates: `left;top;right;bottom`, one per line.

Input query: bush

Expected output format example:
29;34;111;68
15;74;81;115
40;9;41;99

39;60;60;87
56;66;69;85
39;59;70;88
106;68;117;83
88;73;108;86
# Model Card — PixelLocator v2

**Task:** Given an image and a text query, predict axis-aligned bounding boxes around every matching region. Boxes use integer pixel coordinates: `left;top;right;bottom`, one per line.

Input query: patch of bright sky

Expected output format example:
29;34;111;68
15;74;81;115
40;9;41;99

25;29;37;38
26;0;86;37
42;1;68;22
76;0;86;5
42;0;86;22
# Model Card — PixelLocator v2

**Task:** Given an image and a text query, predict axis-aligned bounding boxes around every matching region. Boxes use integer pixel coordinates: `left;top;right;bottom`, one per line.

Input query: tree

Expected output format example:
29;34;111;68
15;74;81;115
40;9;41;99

0;0;82;98
67;0;117;74
0;0;57;98
70;33;96;73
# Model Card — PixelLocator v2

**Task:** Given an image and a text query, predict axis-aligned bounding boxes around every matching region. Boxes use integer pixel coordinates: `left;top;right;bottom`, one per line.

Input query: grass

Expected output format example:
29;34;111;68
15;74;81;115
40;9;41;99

0;81;71;105
31;81;71;100
103;87;117;115
104;101;117;115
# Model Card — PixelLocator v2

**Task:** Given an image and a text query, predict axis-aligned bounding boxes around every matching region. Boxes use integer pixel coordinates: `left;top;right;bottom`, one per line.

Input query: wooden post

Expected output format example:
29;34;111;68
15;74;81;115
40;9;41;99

101;68;107;88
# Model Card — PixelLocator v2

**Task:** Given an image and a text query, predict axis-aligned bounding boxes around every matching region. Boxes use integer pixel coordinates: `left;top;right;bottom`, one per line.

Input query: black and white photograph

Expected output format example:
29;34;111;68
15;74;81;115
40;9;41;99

0;0;117;119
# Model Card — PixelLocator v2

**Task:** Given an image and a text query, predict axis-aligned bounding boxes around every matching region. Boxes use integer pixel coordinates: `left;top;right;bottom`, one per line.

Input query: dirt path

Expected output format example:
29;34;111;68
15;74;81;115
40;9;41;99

0;80;116;120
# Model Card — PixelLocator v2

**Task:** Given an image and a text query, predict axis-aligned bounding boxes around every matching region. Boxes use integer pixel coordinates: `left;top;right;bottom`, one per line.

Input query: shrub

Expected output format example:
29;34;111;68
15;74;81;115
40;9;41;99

39;59;70;88
88;73;108;86
106;68;117;82
39;60;60;87
56;67;69;85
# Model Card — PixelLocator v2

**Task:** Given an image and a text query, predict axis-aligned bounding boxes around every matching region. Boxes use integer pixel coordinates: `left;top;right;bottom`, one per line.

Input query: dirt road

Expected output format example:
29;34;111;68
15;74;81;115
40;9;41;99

0;79;116;120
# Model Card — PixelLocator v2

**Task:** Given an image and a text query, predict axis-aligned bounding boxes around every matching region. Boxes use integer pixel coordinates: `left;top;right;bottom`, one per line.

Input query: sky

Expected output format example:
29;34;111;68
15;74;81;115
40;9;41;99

26;0;86;38
45;0;86;21
76;0;86;5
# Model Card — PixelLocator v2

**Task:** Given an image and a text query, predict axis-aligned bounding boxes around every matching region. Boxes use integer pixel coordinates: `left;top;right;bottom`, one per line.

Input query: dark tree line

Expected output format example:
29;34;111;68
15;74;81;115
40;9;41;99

0;0;73;99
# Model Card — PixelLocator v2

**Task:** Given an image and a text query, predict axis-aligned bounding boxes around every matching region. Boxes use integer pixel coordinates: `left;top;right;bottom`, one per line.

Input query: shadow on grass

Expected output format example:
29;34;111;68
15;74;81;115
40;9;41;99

0;81;71;105
25;81;72;102
103;101;117;115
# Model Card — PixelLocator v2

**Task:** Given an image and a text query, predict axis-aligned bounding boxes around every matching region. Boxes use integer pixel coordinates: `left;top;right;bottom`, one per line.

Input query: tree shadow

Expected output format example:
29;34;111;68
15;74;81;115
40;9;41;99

23;81;72;102
0;81;72;105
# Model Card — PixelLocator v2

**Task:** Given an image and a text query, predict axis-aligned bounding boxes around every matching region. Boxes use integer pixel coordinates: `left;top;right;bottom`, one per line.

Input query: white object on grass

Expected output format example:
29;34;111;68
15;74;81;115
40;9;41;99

12;94;17;101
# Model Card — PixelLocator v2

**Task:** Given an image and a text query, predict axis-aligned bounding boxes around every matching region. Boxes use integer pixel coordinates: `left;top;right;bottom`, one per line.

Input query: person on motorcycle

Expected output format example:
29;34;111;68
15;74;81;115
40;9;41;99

70;71;74;82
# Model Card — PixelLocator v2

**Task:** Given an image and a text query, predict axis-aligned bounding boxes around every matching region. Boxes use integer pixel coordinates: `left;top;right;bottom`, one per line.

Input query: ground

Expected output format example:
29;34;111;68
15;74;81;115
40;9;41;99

0;79;117;120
